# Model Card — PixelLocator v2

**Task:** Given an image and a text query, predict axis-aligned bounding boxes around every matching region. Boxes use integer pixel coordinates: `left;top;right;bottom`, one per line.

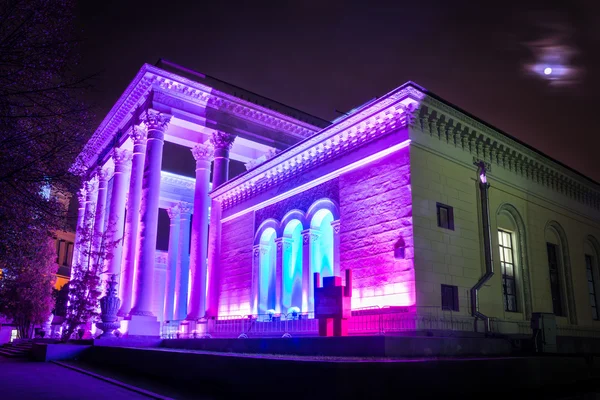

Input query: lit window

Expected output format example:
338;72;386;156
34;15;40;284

585;254;598;320
498;230;517;312
436;203;454;230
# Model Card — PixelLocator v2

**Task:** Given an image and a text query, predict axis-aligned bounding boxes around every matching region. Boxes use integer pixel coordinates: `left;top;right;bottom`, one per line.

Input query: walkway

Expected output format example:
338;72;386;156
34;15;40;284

0;357;153;400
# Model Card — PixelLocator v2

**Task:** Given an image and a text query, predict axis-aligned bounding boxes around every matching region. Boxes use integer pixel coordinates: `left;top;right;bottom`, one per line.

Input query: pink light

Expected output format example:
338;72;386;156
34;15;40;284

479;173;487;183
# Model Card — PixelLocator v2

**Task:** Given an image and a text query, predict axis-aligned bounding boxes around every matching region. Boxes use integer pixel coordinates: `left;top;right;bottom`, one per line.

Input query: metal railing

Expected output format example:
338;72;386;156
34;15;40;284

161;306;480;339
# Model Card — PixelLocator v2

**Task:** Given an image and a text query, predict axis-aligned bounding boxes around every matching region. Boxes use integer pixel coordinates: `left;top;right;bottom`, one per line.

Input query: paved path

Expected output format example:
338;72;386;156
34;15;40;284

0;358;152;400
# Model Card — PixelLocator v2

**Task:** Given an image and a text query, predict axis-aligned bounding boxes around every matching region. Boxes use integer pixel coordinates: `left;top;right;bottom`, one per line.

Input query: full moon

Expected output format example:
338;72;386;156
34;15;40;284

544;67;552;75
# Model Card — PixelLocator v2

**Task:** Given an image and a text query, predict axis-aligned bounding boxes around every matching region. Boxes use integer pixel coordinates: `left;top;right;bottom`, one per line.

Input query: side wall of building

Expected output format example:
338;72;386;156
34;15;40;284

410;132;600;331
339;145;414;309
218;212;255;316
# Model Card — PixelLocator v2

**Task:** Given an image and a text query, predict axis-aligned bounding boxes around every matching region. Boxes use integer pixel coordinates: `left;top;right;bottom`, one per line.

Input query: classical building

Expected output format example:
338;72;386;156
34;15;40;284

72;60;600;338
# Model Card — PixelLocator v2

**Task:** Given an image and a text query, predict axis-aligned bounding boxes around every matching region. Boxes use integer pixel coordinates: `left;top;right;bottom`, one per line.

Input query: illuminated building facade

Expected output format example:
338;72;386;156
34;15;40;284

72;60;600;337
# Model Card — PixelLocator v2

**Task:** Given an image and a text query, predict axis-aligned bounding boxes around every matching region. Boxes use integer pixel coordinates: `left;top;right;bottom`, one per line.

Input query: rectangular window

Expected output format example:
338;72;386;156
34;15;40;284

436;203;454;230
498;230;518;312
547;243;564;316
64;242;73;267
55;239;61;263
585;254;598;320
441;284;459;311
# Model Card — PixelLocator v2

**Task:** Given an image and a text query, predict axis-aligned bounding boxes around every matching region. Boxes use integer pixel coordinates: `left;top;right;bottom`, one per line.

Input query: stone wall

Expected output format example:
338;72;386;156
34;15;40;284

410;131;600;330
218;212;254;316
339;145;414;309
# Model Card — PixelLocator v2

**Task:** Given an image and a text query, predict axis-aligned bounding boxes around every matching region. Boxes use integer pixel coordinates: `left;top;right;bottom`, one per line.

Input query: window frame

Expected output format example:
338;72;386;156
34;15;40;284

436;203;454;231
441;284;459;312
498;229;518;312
585;254;599;320
546;242;564;317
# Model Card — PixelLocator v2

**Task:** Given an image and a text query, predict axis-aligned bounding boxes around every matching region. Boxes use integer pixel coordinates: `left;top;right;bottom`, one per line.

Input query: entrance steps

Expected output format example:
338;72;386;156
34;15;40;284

0;341;33;358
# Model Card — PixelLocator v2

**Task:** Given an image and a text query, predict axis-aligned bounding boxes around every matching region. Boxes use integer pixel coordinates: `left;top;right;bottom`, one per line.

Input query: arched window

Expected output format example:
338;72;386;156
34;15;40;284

545;221;575;322
310;208;334;281
496;204;532;318
282;220;303;313
584;236;600;321
258;227;277;314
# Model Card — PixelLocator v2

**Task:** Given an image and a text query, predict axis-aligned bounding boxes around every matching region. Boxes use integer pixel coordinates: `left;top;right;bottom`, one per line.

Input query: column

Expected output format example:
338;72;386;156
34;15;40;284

275;237;293;314
118;125;147;316
210;131;236;188
163;204;181;322
71;186;87;275
92;167;110;271
187;143;214;320
204;132;235;318
175;202;192;320
205;201;222;317
130;110;171;318
301;229;320;313
331;220;341;276
105;148;132;279
251;245;261;315
81;176;98;269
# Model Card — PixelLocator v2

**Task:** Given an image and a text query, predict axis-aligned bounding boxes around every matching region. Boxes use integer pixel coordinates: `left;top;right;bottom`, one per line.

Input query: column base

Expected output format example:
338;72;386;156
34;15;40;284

121;315;160;337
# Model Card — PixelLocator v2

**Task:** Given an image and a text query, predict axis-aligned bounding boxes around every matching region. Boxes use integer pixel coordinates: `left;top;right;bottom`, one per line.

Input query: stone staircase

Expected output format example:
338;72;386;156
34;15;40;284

0;341;33;358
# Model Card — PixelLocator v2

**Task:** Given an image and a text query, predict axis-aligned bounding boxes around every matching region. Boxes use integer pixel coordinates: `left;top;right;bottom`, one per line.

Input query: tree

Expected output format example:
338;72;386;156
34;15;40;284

61;217;117;342
0;236;57;339
0;0;93;259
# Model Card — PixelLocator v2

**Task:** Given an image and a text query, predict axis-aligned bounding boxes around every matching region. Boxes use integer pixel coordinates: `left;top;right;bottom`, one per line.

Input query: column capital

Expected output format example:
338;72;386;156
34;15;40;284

129;124;148;145
112;148;133;171
178;201;193;216
94;167;111;183
141;109;171;135
301;228;320;244
210;131;236;150
167;203;181;221
77;187;87;205
330;220;341;234
275;237;294;251
191;142;214;163
84;176;98;194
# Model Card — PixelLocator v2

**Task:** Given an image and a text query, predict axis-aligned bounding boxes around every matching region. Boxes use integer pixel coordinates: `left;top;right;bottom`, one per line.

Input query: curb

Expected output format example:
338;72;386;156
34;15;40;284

52;361;175;400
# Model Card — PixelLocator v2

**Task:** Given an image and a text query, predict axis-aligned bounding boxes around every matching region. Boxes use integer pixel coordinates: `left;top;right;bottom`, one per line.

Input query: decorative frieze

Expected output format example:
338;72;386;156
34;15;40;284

72;64;324;174
417;98;600;211
214;85;423;210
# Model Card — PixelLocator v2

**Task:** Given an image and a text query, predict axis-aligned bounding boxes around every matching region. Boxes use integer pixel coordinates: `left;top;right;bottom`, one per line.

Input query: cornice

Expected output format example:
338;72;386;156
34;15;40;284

212;83;425;210
418;96;600;211
161;171;195;191
71;63;324;174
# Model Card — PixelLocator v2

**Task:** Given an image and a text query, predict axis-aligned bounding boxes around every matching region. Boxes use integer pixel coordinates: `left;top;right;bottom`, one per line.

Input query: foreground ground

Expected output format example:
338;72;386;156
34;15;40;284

3;353;600;399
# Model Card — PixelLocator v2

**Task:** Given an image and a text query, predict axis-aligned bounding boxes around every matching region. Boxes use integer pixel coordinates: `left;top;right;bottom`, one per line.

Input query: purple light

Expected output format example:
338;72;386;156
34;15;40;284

479;173;487;183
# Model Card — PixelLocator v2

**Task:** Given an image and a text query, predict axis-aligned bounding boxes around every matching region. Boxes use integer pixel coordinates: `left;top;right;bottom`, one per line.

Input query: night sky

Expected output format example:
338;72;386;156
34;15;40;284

76;0;600;182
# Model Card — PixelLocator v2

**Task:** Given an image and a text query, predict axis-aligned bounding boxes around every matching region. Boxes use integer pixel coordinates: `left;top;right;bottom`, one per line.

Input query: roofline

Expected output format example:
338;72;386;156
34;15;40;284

422;88;599;187
212;81;424;197
156;58;332;128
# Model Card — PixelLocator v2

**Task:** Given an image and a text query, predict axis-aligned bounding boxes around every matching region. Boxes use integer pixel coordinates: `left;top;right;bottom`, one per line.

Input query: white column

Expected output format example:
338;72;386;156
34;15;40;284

331;220;341;276
71;186;87;274
164;204;181;322
251;244;261;315
130;110;171;318
92;167;110;272
175;202;192;320
276;237;293;314
205;132;236;317
81;176;98;269
301;229;320;313
105;149;132;280
118;125;147;316
187;143;213;320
